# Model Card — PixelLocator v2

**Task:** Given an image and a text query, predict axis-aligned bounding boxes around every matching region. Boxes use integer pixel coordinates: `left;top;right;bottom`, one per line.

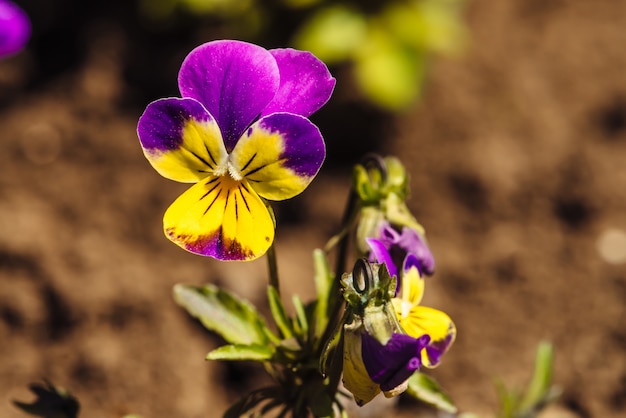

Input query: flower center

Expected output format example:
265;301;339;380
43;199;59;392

214;158;243;182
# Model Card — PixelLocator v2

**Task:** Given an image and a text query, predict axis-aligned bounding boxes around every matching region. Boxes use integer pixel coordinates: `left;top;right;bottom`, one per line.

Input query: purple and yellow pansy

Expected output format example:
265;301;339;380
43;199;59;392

341;239;455;405
367;221;435;280
342;317;431;405
391;254;455;368
137;40;335;261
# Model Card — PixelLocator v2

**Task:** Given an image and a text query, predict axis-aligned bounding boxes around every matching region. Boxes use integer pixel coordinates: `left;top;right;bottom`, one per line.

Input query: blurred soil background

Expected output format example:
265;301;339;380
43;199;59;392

1;0;625;417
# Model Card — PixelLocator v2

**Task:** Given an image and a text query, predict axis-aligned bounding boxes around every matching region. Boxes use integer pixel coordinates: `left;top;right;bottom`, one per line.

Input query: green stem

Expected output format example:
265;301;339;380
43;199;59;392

267;243;280;296
317;190;360;400
325;190;360;328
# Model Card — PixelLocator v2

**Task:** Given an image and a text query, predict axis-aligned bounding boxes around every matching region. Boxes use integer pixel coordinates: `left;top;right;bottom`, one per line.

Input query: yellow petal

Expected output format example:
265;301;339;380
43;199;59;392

342;321;381;406
163;175;274;260
398;306;456;368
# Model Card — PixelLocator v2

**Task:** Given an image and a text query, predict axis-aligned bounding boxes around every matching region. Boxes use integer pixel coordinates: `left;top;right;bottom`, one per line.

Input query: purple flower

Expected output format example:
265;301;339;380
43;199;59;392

367;221;435;279
0;0;30;58
362;332;431;393
342;318;431;406
137;40;335;260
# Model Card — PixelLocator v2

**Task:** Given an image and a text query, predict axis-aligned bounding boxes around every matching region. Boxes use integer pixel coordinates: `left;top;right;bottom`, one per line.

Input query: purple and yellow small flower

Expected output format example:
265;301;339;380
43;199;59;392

137;40;335;261
341;257;454;405
343;317;431;405
367;221;435;279
0;0;30;58
392;254;455;368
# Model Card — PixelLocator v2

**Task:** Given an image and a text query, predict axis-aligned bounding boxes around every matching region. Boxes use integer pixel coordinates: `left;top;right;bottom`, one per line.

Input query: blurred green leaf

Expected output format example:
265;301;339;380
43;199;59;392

383;0;467;55
173;284;273;345
291;294;309;337
207;343;275;361
267;285;294;339
313;248;332;337
495;341;560;418
518;341;561;416
406;372;457;413
13;380;79;418
353;26;425;110
292;5;368;64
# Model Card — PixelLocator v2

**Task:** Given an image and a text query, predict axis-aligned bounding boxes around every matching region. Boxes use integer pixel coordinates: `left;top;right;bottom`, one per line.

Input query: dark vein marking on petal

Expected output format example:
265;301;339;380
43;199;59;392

234;193;239;221
245;163;269;177
238;185;251;213
204;143;218;166
244;158;287;178
239;182;251;194
200;180;221;200
189;150;213;169
203;189;222;216
240;152;257;172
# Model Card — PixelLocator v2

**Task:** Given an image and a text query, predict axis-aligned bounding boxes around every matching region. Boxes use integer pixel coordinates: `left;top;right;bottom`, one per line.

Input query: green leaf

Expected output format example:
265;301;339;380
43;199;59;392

207;344;275;361
406;372;457;413
319;310;348;378
13;380;80;418
267;285;294;339
292;5;368;64
353;26;426;110
518;341;560;415
313;249;333;337
292;294;309;337
173;284;271;346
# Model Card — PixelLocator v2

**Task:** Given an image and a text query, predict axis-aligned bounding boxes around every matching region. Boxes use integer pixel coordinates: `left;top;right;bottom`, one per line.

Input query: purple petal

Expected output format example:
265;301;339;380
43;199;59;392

424;325;456;367
366;238;397;278
397;227;435;275
261;48;336;118
0;0;30;58
378;222;400;244
377;222;436;276
231;112;326;201
362;333;430;392
403;254;423;276
137;97;213;152
178;40;280;151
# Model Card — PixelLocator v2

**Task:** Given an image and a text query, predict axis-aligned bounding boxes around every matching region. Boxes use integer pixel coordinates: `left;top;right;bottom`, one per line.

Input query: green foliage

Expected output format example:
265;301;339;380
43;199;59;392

292;0;467;110
173;283;276;345
495;341;561;418
406;372;457;413
136;0;467;110
207;344;275;361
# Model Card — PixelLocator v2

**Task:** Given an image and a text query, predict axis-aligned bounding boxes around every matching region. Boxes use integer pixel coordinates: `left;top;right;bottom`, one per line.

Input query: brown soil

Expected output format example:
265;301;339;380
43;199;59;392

1;1;625;417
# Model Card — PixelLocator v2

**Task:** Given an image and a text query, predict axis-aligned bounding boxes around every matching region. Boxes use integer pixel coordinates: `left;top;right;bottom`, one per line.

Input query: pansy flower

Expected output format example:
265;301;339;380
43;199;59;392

366;221;435;281
343;318;431;405
0;0;31;58
392;254;455;368
338;259;438;406
341;258;454;405
137;40;335;261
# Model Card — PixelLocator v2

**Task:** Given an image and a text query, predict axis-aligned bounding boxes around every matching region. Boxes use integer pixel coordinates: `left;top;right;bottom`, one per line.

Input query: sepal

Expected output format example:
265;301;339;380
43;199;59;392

353;155;409;205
